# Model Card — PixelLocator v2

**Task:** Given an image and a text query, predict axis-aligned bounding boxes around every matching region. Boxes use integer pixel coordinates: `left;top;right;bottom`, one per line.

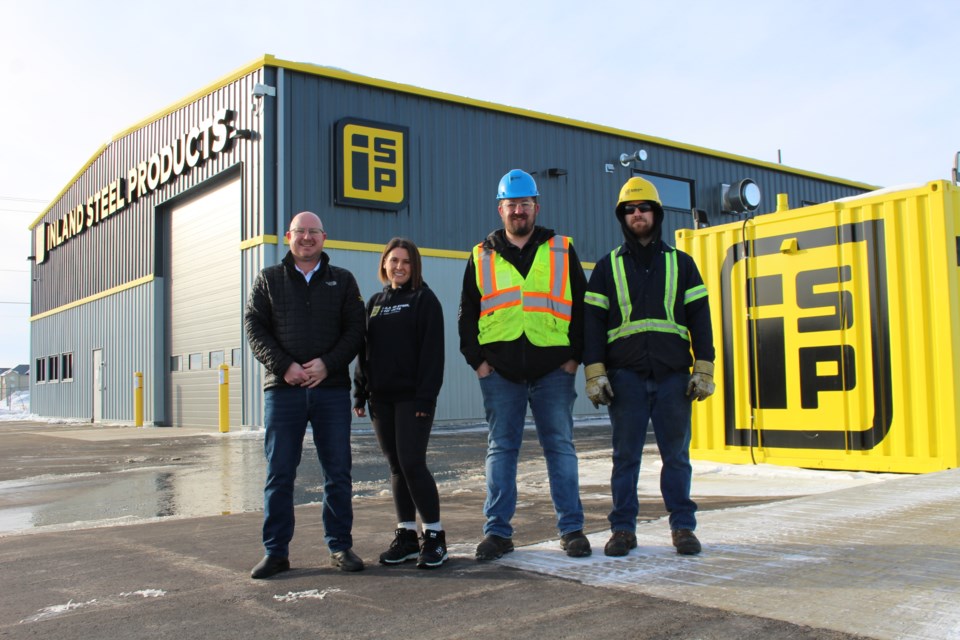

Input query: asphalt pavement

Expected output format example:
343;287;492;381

1;419;957;639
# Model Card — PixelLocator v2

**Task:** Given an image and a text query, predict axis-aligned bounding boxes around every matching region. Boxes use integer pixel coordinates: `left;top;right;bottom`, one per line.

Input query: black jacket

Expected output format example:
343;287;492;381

583;240;714;378
244;251;365;390
458;226;586;383
353;282;445;415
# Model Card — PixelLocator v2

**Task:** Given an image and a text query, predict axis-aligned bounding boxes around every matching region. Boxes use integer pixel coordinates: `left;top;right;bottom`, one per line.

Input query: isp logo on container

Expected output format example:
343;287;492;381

717;218;893;452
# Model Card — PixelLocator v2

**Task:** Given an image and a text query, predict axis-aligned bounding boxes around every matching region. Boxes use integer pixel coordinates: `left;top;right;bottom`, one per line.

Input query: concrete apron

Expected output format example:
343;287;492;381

500;467;960;640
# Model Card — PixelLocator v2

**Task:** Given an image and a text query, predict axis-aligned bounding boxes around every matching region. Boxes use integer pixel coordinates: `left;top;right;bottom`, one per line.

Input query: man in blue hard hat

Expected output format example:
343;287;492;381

458;169;591;561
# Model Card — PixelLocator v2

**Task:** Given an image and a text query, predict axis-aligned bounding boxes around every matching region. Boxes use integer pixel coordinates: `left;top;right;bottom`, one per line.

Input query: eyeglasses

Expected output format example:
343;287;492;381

290;227;325;237
622;203;654;214
501;201;536;212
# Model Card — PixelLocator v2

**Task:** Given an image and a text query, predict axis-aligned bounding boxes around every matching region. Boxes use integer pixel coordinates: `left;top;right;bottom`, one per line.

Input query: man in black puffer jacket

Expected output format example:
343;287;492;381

244;211;366;579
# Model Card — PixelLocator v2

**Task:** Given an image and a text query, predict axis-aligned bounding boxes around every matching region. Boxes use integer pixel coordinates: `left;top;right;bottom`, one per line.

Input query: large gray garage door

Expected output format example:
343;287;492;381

166;176;242;428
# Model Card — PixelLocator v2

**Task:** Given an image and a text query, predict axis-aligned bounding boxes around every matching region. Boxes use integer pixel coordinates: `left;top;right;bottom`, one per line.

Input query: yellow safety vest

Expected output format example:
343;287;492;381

474;235;573;347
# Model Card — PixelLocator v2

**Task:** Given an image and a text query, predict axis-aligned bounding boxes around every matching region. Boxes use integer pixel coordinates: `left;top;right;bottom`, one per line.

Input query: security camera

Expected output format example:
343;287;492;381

251;84;276;98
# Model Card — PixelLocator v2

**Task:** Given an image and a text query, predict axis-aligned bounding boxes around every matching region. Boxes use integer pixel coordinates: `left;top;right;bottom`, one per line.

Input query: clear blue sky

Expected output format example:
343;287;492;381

1;0;958;366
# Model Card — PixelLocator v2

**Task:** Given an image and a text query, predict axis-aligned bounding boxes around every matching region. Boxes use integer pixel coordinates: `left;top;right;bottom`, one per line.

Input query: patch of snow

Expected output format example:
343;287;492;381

273;588;342;603
20;599;98;623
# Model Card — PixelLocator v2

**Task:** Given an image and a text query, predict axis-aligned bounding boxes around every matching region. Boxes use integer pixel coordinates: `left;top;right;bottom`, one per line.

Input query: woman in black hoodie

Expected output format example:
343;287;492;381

353;238;447;568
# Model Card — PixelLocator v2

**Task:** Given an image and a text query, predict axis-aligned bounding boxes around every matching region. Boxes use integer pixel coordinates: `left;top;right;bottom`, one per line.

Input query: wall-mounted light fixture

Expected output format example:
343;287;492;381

691;208;709;229
251;83;276;117
721;178;762;213
619;149;648;167
547;168;567;177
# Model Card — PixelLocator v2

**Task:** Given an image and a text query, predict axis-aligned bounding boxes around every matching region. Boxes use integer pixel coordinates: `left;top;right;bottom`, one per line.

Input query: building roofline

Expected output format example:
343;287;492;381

31;53;879;230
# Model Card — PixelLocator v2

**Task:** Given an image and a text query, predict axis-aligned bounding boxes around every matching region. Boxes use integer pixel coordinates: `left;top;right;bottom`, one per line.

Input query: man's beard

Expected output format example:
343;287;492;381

508;216;532;237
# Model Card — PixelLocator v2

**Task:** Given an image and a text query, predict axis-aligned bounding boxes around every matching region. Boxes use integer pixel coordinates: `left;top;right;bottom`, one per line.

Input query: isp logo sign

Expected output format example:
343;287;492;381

719;221;893;451
336;118;408;210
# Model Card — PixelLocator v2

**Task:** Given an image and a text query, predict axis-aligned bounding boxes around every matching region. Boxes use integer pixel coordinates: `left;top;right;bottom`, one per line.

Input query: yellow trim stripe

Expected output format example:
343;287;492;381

240;234;279;250
32;53;877;230
30;274;154;321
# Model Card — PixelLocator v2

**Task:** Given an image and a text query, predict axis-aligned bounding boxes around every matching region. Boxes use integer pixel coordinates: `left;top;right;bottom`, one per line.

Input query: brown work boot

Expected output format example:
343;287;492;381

671;529;701;555
604;530;638;557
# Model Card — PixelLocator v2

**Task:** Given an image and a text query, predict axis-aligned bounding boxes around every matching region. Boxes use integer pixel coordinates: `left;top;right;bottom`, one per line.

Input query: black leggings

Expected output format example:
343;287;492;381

369;399;440;524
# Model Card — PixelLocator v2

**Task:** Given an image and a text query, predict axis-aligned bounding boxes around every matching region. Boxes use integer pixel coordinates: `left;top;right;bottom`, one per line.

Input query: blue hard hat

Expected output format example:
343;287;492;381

496;169;539;200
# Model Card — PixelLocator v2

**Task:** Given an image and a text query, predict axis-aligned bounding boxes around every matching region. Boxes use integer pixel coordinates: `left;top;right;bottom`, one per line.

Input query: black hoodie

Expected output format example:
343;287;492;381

353;282;444;415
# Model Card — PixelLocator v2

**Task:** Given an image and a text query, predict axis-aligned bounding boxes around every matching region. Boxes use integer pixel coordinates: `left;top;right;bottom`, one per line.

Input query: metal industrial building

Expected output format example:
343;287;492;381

28;54;875;428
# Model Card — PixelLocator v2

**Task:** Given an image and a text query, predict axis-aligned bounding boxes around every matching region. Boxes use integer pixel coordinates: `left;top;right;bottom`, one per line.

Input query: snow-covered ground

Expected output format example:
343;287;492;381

0;390;30;419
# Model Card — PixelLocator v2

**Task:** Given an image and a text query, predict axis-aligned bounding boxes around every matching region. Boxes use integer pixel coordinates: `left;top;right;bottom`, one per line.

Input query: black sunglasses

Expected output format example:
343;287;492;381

622;203;654;214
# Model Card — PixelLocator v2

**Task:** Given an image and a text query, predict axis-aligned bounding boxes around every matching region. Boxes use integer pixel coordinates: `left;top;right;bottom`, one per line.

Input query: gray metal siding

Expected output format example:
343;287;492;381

277;72;867;266
30;281;159;422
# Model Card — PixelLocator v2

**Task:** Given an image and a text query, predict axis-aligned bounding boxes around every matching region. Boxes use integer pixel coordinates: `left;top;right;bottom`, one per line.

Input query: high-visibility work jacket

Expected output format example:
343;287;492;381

474;235;573;347
584;247;708;344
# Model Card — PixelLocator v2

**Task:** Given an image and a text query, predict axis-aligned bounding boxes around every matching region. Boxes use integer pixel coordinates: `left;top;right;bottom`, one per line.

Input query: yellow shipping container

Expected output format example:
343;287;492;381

676;180;960;473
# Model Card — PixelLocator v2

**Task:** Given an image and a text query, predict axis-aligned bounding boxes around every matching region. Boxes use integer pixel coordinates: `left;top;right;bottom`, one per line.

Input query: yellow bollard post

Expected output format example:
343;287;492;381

218;363;230;433
776;193;790;212
134;371;144;427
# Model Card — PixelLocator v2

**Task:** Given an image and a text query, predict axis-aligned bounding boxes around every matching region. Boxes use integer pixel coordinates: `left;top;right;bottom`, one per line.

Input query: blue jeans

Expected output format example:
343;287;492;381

262;385;353;556
607;369;697;532
479;368;584;538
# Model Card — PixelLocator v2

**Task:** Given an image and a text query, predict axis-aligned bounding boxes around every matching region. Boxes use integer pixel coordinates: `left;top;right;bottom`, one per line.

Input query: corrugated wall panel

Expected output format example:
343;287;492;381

30;282;158;422
32;69;265;315
240;242;277;428
277;71;867;269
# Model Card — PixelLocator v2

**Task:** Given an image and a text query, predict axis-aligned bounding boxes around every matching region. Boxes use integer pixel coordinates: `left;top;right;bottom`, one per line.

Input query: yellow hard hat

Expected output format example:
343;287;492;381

617;176;662;208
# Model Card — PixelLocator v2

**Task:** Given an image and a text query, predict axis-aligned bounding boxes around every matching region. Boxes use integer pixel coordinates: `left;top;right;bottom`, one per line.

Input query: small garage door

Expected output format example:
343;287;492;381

166;176;242;428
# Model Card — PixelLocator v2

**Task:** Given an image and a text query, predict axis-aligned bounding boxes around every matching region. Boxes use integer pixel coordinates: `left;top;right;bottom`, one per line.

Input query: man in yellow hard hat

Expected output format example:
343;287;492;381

583;176;716;557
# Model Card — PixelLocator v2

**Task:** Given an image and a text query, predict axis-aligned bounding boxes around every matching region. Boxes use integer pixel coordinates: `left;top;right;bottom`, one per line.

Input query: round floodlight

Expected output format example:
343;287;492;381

727;179;762;212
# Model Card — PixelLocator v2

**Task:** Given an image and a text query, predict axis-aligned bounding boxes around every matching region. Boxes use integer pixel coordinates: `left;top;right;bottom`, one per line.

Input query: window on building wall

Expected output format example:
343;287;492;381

47;355;59;382
638;173;694;211
231;348;241;367
188;353;202;370
170;355;181;372
209;350;224;368
35;358;46;383
61;353;74;381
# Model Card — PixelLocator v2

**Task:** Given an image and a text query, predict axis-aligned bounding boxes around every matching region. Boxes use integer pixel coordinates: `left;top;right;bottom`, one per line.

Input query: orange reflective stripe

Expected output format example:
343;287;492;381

523;292;572;320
